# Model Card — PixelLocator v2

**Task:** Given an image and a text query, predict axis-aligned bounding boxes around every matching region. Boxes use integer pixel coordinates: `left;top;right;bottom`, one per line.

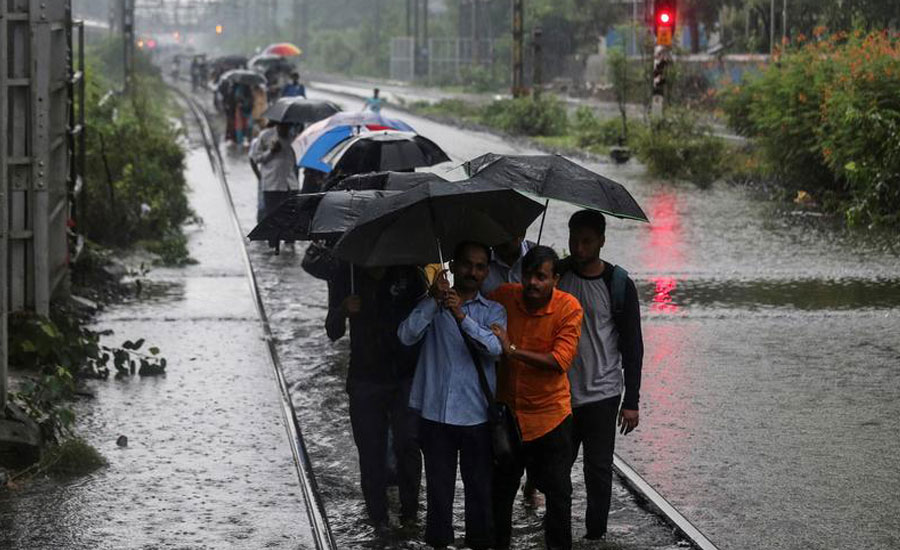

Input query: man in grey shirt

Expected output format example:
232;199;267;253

557;209;643;541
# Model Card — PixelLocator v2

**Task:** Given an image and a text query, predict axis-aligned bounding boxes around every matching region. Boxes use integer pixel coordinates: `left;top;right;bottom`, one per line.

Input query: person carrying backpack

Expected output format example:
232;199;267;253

557;209;644;543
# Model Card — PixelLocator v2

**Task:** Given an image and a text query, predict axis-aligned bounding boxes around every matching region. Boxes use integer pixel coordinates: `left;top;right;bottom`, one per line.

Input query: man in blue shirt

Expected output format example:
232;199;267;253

398;241;506;550
280;72;306;98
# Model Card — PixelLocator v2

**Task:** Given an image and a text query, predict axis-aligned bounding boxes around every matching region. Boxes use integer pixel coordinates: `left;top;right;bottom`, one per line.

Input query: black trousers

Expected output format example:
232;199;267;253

572;396;620;538
494;415;574;550
419;419;494;549
348;378;422;525
262;190;295;247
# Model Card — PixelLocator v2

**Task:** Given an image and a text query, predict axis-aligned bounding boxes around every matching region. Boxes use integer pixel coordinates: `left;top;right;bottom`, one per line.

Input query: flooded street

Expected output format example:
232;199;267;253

237;88;900;550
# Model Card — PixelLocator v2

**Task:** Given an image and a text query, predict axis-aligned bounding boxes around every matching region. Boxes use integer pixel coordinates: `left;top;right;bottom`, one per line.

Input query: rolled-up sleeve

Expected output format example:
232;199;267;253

551;304;583;372
398;297;439;346
460;302;506;358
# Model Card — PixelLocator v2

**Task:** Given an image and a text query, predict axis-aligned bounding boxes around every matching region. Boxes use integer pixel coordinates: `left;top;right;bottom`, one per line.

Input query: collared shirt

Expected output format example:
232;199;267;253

399;293;507;426
326;265;427;386
482;240;533;295
249;128;299;192
488;283;584;442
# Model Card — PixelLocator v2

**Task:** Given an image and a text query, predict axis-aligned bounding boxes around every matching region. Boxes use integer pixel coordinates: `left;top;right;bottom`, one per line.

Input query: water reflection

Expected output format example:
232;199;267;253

641;190;685;314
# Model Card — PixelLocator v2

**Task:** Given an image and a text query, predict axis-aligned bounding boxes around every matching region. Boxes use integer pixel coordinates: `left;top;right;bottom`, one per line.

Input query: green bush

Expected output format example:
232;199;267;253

480;95;569;136
632;109;727;186
720;30;900;228
80;46;192;261
571;107;628;148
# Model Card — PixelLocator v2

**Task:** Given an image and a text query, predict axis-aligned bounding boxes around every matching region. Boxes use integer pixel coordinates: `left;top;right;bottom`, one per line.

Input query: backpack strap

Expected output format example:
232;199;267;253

609;264;628;318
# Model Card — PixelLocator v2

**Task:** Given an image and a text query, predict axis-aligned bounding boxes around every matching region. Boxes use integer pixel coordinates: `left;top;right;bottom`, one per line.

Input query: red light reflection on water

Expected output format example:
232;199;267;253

650;276;679;313
642;191;684;314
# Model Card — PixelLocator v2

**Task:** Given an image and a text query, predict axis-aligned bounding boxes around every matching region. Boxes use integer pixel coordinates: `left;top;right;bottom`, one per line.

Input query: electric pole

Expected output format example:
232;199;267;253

511;0;524;97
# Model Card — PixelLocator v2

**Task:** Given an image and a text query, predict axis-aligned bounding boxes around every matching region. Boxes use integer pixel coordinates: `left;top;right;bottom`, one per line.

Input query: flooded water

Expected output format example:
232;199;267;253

259;89;899;550
0;134;314;549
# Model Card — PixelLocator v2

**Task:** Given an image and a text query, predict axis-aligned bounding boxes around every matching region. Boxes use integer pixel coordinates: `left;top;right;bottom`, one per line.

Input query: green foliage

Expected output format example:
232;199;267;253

481;95;569;137
39;438;107;477
632;110;727;186
571;107;629;148
460;65;501;93
411;99;483;122
720;30;900;228
8;309;167;442
81;42;192;263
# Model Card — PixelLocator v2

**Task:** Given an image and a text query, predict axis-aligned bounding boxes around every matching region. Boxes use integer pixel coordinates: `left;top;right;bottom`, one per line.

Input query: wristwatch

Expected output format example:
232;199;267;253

509;343;518;353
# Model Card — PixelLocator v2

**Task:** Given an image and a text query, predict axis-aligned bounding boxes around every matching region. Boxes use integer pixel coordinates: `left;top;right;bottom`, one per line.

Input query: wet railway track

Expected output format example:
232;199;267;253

175;86;720;550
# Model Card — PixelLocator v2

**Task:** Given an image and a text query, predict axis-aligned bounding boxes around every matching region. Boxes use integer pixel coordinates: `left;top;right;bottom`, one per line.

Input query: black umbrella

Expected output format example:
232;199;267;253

262;97;341;125
333;180;545;267
210;55;248;75
464;153;649;223
246;190;399;243
329;171;448;192
217;69;267;87
324;131;451;175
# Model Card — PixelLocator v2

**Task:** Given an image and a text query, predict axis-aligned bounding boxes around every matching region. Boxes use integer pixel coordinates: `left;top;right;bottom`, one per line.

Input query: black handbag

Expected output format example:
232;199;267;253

461;331;522;467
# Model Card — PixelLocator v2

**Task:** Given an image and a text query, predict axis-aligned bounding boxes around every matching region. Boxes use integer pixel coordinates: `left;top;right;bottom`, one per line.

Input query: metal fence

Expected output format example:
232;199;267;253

1;0;80;411
390;36;495;84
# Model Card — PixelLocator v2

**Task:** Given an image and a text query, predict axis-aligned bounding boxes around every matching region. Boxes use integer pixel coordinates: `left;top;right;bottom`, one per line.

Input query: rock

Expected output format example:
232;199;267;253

0;468;9;487
116;435;128;448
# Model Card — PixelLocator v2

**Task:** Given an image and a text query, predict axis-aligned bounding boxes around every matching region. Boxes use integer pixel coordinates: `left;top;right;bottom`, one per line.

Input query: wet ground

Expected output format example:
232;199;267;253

0;127;314;549
279;86;899;550
216;105;686;548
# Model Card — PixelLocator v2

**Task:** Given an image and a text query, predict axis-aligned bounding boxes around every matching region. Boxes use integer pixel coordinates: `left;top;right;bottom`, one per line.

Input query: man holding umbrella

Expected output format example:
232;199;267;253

398;241;506;550
249;122;299;252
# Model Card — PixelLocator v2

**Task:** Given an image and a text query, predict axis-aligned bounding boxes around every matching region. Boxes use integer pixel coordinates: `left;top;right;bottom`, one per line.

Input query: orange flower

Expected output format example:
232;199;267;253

814;26;827;38
797;33;807;43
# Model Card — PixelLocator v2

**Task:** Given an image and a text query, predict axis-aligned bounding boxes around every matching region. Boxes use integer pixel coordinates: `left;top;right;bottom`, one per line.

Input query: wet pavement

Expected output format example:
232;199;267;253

287;85;898;550
0;127;314;549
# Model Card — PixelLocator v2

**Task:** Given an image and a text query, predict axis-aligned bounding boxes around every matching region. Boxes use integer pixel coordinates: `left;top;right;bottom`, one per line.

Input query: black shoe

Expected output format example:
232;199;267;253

584;531;606;541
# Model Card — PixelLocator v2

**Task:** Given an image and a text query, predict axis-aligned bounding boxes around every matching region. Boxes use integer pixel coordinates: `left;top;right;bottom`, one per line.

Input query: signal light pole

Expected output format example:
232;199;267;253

651;0;676;118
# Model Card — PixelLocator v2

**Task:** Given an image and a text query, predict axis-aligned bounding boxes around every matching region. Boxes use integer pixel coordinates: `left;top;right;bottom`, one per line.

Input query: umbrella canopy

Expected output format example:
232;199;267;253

248;54;294;74
217;68;267;87
264;42;302;57
464;153;649;222
246;190;399;243
333;180;546;267
210;54;247;74
330;171;448;192
292;112;415;173
261;97;341;124
324;131;451;176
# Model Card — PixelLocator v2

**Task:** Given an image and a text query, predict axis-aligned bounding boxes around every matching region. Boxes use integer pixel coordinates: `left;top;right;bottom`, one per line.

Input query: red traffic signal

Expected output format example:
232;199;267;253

653;0;677;28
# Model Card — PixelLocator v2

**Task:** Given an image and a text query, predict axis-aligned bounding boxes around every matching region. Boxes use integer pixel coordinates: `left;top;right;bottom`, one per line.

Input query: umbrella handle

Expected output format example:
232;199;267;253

436;238;453;288
536;200;550;245
350;264;355;295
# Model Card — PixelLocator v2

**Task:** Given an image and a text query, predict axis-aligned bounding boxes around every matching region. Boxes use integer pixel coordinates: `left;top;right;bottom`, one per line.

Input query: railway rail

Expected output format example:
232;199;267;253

175;84;719;550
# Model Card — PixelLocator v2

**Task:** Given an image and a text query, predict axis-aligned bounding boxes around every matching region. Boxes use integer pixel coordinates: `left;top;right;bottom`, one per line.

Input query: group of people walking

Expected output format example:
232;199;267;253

326;208;644;549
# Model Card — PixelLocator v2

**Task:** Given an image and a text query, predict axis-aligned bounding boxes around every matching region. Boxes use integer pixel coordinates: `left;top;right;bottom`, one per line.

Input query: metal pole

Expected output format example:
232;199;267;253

782;0;787;44
511;0;524;97
472;0;480;66
769;0;774;55
532;26;543;98
0;0;9;412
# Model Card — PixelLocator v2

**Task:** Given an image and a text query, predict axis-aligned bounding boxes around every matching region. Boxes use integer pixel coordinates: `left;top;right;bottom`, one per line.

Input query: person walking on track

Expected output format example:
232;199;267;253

488;246;584;550
557;209;643;542
398;241;506;549
326;264;426;535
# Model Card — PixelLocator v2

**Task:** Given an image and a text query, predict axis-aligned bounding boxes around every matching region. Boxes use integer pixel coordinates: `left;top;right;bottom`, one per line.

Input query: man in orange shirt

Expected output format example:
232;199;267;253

488;246;584;550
